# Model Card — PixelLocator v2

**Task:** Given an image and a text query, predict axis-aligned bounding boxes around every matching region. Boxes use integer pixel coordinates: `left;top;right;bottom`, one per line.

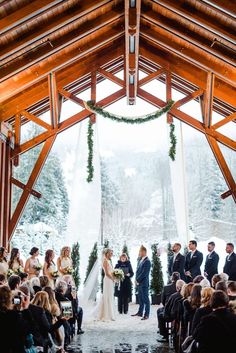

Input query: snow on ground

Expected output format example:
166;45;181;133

83;303;158;332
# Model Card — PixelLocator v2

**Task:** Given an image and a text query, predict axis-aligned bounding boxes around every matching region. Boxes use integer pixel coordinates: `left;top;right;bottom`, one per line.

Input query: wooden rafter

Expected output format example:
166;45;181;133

125;0;141;104
11;177;41;199
48;72;59;129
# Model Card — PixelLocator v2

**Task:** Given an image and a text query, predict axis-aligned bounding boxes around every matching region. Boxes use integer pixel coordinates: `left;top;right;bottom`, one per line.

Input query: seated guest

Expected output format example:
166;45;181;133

181;282;194;301
183;284;202;336
0;247;9;276
39;275;50;289
0;285;31;353
30;276;42;294
223;243;236;281
8;248;24;274
191;287;214;333
220;272;229;282
19;272;28;283
193;275;204;284
227;281;236;300
199;278;211;288
157;272;180;341
24;247;41;279
168;243;185;280
114;253;134;314
63;274;84;335
211;273;222;288
185;240;203;283
194;290;236;353
215;280;227;293
0;273;7;285
8;274;21;291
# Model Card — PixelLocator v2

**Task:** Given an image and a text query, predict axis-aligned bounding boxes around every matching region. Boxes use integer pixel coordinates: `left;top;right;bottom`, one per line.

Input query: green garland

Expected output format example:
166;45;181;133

85;99;177;183
87;120;94;183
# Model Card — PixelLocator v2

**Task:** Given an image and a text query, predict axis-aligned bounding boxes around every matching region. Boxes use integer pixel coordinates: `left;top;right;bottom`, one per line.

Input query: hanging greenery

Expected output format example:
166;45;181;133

71;242;80;289
85;99;176;182
87;120;94;183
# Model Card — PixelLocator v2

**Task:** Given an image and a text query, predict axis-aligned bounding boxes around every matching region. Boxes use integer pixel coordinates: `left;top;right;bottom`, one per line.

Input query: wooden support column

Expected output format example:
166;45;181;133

9;135;56;241
48;72;59;129
203;72;214;128
125;0;141;104
90;71;97;123
206;135;236;202
0;141;12;248
166;71;173;123
13;113;21;167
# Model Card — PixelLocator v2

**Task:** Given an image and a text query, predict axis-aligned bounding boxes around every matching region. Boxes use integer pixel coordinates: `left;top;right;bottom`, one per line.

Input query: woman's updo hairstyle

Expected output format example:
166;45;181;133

29;247;39;256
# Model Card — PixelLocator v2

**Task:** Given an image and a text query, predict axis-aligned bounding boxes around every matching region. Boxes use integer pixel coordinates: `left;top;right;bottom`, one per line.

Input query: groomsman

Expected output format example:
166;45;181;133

132;245;151;320
223;243;236;281
185;240;203;283
168;243;185;280
204;241;219;283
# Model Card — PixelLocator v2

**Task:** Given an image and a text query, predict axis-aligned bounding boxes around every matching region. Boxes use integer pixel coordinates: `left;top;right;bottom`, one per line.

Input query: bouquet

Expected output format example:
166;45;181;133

113;269;125;282
7;269;14;277
33;263;42;272
51;270;59;278
64;266;73;275
16;266;24;274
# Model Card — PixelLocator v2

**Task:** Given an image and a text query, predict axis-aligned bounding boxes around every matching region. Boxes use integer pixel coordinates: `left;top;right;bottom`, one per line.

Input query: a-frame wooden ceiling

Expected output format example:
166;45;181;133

0;0;235;120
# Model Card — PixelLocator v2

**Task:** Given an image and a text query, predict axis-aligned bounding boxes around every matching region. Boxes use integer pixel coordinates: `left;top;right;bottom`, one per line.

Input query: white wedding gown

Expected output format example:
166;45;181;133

96;259;115;321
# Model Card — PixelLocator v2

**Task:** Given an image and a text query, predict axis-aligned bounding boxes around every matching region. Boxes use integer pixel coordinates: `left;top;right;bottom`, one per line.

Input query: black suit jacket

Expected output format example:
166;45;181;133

204;251;219;282
168;253;185;280
161;282;177;306
223;252;236;281
185;250;203;281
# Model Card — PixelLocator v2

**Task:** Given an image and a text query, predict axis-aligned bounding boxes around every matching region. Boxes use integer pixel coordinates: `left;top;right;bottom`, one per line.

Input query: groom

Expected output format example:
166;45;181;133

132;245;151;320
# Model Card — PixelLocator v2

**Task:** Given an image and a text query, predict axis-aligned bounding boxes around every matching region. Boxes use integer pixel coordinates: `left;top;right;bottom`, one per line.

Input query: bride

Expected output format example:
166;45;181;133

96;248;115;321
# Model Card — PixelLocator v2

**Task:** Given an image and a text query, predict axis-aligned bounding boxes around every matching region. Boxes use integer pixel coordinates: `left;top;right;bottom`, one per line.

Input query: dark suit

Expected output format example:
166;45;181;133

204;251;219;283
185;250;203;282
136;256;151;317
194;308;236;353
168;253;185;280
157;282;177;338
223;252;236;280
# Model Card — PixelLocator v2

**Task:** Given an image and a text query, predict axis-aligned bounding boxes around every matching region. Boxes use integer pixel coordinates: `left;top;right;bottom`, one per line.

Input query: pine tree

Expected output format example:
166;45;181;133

167;242;173;283
122;242;130;258
150;243;164;295
71;242;80;289
101;239;109;292
84;242;98;284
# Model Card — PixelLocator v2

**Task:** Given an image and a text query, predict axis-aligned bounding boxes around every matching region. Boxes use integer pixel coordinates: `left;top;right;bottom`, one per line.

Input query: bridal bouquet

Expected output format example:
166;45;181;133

113;269;125;282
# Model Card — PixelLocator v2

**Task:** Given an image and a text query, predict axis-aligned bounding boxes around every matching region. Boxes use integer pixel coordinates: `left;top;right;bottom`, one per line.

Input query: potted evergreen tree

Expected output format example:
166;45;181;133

150;243;164;305
71;242;80;289
84;242;98;283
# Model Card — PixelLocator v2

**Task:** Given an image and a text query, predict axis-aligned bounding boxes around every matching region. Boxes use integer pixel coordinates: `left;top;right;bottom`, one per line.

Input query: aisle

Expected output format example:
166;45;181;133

69;304;171;353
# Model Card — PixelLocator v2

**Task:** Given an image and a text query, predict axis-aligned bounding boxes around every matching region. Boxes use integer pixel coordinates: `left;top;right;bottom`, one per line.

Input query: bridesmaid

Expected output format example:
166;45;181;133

24;247;42;279
0;247;9;276
57;246;73;276
8;248;24;274
43;249;57;288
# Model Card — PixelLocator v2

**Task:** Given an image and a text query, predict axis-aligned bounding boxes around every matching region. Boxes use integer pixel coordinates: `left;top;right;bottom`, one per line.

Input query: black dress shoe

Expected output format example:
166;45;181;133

141;316;149;320
77;329;85;334
131;313;142;317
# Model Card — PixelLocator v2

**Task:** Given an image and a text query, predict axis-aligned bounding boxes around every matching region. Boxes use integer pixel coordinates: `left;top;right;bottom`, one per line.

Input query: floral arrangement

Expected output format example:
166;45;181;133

7;269;14;277
113;269;125;281
64;266;73;275
16;266;25;274
51;270;59;278
33;263;42;272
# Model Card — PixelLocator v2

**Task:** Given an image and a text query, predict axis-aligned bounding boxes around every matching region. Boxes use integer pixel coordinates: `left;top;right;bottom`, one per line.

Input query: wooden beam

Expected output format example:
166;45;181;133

137;88;236;151
174;89;204;108
125;0;141;104
21;110;52;131
48;72;59;129
166;71;173;123
59;89;85;108
97;68;124;87
9;135;56;239
90;71;97;123
13;113;21;167
0;0;64;35
12;88;126;157
212;112;236;130
138;68;166;86
206;135;236;203
11;177;41;199
203;72;215;127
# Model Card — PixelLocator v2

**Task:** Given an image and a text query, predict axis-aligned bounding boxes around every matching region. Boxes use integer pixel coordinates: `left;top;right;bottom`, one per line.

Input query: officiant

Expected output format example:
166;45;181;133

115;253;134;314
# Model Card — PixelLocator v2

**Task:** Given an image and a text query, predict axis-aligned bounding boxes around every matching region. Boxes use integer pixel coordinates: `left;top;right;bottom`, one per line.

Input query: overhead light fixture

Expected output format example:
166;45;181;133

130;0;136;8
129;35;135;53
129;74;134;84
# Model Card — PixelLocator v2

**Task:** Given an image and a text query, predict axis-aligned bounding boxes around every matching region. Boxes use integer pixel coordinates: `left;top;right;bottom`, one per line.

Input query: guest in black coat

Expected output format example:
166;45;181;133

204;241;219;283
185;240;203;283
191;287;214;333
183;284;201;336
223;243;236;281
168;243;186;280
115;253;134;314
194;290;236;353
